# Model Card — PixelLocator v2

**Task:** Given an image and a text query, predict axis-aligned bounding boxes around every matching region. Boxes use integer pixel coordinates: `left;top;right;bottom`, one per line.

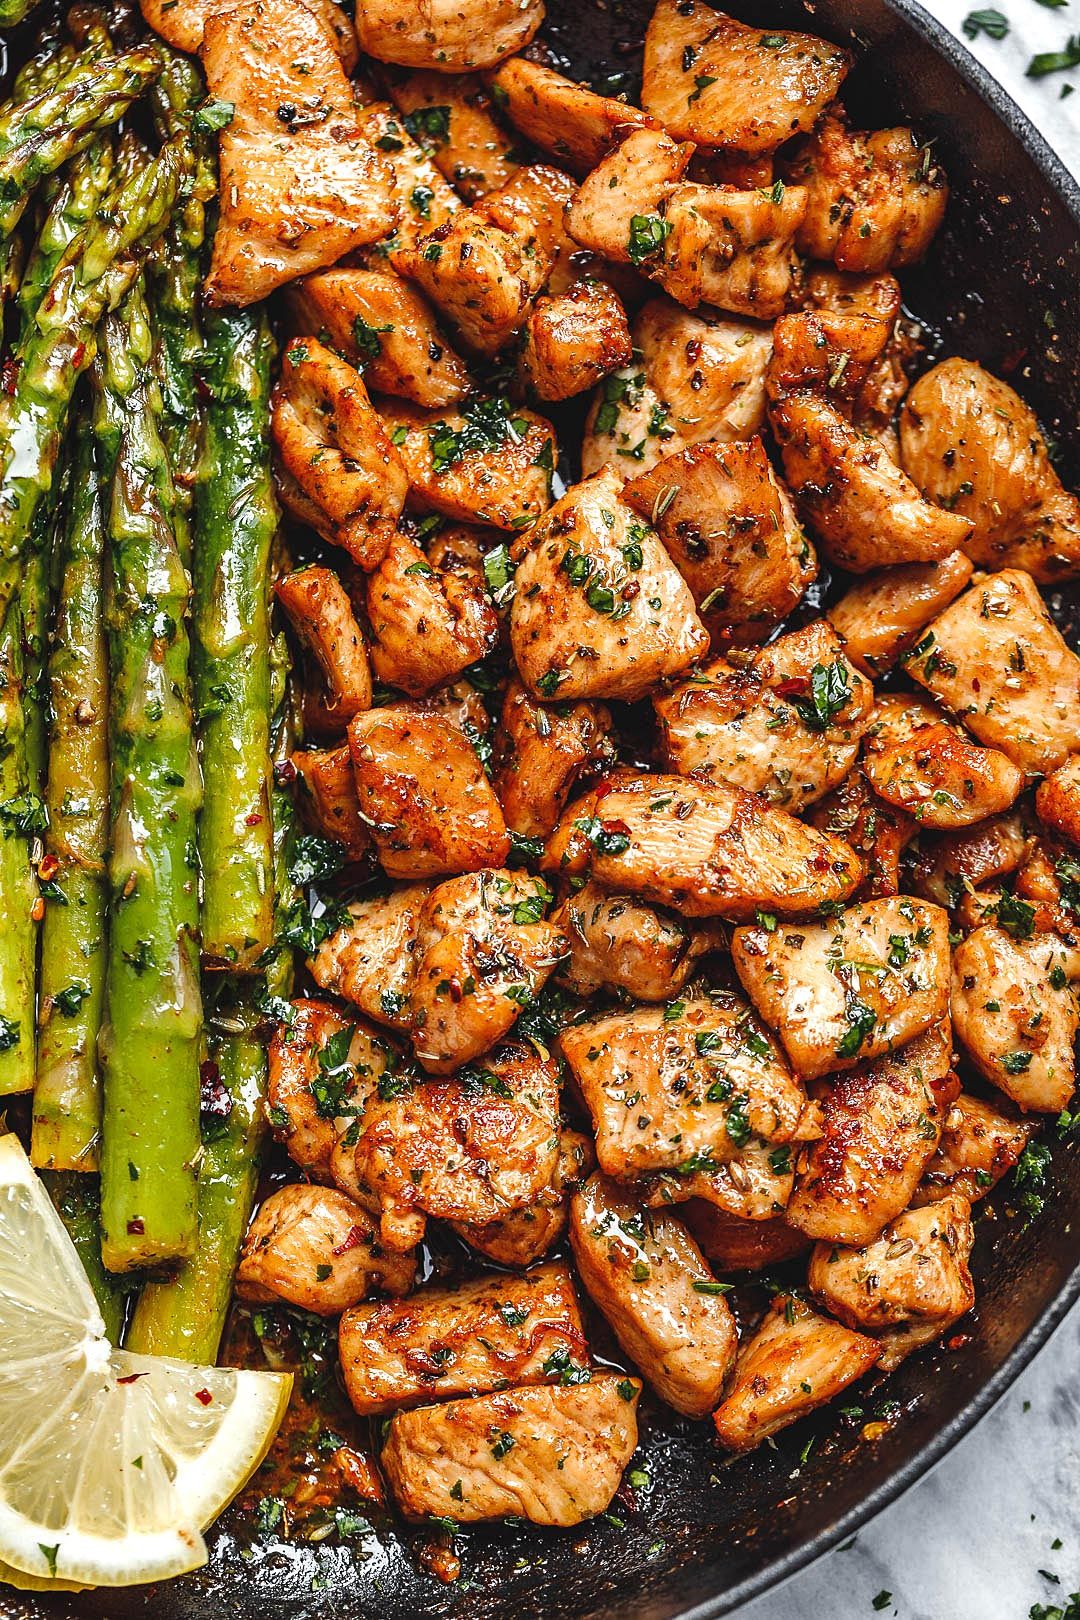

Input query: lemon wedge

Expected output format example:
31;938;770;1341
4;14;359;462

0;1133;291;1589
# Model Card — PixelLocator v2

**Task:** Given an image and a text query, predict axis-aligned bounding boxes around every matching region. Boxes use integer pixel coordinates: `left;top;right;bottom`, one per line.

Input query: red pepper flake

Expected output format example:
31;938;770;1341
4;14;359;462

274;759;298;786
593;777;615;801
0;357;21;396
600;818;631;840
195;1388;213;1406
775;675;811;700
244;813;263;826
38;853;59;882
127;1218;145;1234
947;1333;972;1352
70;342;86;369
332;1224;367;1257
199;1059;232;1120
117;1372;149;1385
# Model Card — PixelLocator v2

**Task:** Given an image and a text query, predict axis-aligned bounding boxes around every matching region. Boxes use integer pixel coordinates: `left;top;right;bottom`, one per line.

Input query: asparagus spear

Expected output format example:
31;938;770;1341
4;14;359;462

16;136;116;332
0;607;38;1096
94;283;203;1272
0;132;184;632
194;308;278;970
31;416;110;1171
0;233;25;316
0;45;162;242
45;1172;127;1343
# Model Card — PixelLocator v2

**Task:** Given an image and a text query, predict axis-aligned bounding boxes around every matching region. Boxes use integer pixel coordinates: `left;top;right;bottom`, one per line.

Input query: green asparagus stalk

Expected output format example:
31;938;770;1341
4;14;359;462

17;136;116;332
194;308;278;971
0;45;163;242
45;1172;127;1343
0;132;184;631
94;283;203;1272
0;233;26;316
31;417;110;1172
0;606;38;1095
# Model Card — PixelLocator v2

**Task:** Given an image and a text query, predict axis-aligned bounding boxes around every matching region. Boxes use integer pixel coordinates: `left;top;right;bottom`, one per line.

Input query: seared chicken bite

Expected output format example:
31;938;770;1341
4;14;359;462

808;1193;974;1371
201;0;394;306
492;680;615;840
365;533;498;696
899;359;1080;582
560;992;813;1180
641;0;851;152
909;812;1030;910
570;1174;737;1417
348;1042;561;1249
406;869;568;1072
805;768;914;899
453;1129;595;1266
310;885;431;1031
348;704;510;878
654;622;873;810
624;437;816;645
477;164;580;286
1037;754;1080;846
731;899;950;1080
266;1001;389;1182
276;566;372;730
951;926;1078;1112
490;57;657;174
287;267;471;410
713;1295;879;1453
518;280;634;402
385;70;520;203
237;1184;416;1314
380;397;555;530
509;466;708;702
827;553;975;677
357;102;461;255
545;771;863;919
682;1202;810;1271
381;1375;640;1526
904;569;1080;777
654;181;806;319
339;1262;585;1414
395;209;548;357
646;1130;802;1222
272;339;407;569
292;745;371;860
863;723;1025;830
915;1092;1030;1205
553;885;721;1001
784;1022;956;1245
788;110;948;273
142;0;358;64
565;128;693;266
354;0;543;71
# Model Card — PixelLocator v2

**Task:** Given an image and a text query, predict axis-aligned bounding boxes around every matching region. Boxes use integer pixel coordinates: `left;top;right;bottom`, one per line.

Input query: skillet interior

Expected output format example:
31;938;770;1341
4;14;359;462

2;1;1079;1616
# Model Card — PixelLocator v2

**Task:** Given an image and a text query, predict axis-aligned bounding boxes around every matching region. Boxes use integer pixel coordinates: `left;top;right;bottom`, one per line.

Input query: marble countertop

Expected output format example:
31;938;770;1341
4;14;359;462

733;10;1078;1618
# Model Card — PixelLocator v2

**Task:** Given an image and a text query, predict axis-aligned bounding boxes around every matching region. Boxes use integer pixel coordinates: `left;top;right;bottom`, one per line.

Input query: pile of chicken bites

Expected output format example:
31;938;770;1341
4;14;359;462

188;0;1080;1534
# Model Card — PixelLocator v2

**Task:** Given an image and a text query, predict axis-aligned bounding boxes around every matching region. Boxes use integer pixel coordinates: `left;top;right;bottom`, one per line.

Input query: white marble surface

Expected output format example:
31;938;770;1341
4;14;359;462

732;11;1079;1617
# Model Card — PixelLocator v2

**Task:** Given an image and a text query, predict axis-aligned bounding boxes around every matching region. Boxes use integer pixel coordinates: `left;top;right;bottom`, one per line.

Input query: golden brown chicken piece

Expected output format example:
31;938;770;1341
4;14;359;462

765;306;893;411
339;1262;585;1415
266;1001;388;1182
624;437;816;645
682;1202;810;1271
490;56;658;174
770;391;974;573
357;102;461;254
395;210;548;357
560;992;813;1181
654;623;873;811
509;467;708;703
310;885;431;1031
732;899;950;1080
553;885;720;1002
909;812;1030;910
654;181;807;319
354;0;543;70
951;925;1078;1112
583;300;773;476
381;1375;640;1526
386;70;520;203
452;1129;595;1266
784;1022;957;1245
827;553;975;677
641;0;851;152
802;265;903;324
518;281;634;402
805;768;914;900
788;111;948;272
899;359;1080;582
808;1193;974;1371
201;0;395;306
915;1092;1030;1206
570;1174;737;1417
348;704;510;878
713;1295;880;1453
647;1130;802;1222
291;745;371;860
864;723;1025;830
544;771;864;919
406;869;568;1072
491;680;615;840
1037;755;1080;846
237;1184;416;1314
276;567;372;730
476;165;579;287
904;569;1080;777
379;397;556;530
348;1041;561;1249
564;128;693;266
364;533;498;696
272;339;407;569
287;267;471;410
142;0;359;66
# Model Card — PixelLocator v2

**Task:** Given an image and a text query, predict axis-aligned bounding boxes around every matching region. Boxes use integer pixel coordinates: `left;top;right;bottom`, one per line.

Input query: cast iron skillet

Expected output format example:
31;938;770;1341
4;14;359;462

3;2;1079;1617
